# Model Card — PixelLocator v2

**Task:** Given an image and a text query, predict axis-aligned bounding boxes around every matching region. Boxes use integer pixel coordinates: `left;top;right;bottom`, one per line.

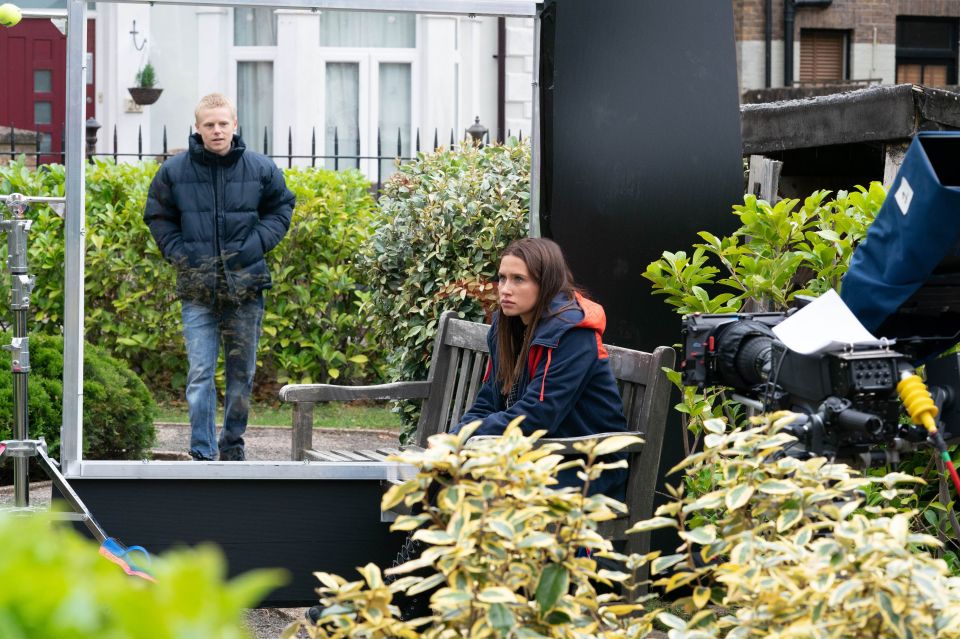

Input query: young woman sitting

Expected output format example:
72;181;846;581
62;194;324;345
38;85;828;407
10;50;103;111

453;237;629;499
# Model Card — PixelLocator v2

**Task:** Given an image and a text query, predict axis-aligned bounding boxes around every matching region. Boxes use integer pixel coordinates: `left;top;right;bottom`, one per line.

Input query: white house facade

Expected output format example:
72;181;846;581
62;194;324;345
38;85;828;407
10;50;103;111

90;4;535;178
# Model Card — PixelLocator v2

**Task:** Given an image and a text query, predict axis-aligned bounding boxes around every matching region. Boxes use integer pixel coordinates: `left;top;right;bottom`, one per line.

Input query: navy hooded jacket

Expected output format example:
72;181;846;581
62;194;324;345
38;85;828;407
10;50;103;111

454;292;628;498
144;133;295;304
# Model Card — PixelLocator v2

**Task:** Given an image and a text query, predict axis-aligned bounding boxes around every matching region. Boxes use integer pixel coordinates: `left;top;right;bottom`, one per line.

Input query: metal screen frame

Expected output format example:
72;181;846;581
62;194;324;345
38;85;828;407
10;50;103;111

59;0;540;479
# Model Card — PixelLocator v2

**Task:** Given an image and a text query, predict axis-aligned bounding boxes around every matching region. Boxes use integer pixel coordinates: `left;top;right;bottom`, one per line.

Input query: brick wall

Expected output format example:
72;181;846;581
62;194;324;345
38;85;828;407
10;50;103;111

736;0;786;40
796;1;895;44
897;0;960;18
0;128;40;168
735;0;960;44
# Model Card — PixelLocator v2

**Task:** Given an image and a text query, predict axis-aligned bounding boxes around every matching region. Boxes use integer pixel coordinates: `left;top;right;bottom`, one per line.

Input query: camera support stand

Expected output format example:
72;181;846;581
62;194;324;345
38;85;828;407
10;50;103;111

0;193;107;543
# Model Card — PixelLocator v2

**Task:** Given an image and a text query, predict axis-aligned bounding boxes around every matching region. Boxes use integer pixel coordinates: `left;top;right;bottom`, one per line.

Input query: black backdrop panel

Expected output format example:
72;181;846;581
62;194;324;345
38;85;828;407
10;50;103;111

539;0;744;553
540;0;743;351
65;479;404;606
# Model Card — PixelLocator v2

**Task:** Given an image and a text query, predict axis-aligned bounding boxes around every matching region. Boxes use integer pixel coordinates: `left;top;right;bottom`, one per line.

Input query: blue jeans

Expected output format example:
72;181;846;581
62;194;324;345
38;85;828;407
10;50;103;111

181;296;264;460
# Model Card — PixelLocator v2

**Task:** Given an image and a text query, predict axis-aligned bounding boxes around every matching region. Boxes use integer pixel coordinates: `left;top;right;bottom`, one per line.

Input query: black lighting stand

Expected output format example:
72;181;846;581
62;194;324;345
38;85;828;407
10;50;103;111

0;193;106;542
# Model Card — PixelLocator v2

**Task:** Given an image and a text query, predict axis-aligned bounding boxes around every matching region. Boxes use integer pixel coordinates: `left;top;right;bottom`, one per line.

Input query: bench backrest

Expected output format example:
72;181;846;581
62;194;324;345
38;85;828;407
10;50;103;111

414;312;676;548
416;312;675;443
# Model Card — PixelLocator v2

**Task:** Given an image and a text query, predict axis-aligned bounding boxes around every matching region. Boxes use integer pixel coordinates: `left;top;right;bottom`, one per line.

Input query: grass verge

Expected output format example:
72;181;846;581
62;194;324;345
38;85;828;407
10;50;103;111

155;400;402;430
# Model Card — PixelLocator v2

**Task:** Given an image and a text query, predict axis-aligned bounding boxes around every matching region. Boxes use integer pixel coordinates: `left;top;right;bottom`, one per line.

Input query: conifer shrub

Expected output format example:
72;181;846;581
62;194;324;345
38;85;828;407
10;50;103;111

0;332;156;461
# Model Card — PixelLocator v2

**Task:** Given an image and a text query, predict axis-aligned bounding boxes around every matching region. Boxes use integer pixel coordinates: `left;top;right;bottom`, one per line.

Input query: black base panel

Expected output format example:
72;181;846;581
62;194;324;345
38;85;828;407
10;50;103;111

59;479;406;606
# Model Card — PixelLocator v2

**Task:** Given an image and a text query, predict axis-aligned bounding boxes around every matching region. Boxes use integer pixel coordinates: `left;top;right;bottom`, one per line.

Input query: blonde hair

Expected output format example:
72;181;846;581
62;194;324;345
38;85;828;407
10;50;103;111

194;93;237;122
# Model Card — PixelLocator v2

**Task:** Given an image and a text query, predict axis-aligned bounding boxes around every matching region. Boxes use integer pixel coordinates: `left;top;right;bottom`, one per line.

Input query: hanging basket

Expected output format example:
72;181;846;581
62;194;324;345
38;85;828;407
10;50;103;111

128;87;163;106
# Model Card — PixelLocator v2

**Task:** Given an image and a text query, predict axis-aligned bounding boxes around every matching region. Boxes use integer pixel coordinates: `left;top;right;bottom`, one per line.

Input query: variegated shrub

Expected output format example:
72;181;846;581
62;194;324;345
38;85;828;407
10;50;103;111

288;412;960;639
286;418;661;638
637;412;960;639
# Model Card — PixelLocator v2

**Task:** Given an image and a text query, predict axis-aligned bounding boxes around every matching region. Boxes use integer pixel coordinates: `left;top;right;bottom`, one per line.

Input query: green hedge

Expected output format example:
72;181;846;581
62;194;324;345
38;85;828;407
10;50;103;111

0;147;530;410
0;158;381;399
0;332;156;461
360;140;531;439
265;166;379;386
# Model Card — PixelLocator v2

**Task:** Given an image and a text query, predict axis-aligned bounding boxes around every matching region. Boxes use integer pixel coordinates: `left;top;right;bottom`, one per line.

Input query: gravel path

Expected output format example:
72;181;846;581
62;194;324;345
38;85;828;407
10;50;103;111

0;423;403;639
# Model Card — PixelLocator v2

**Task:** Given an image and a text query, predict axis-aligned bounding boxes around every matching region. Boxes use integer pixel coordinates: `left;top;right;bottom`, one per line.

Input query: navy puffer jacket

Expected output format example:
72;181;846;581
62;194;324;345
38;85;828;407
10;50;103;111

144;133;295;303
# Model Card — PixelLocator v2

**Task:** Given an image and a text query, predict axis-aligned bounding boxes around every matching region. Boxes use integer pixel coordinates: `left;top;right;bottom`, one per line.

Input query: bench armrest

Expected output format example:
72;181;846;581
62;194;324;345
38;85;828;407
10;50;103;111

282;382;431;461
279;381;432;403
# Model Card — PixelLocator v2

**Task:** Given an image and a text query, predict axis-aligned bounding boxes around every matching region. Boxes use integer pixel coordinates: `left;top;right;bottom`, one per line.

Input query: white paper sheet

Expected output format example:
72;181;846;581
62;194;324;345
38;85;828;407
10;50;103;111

772;289;887;355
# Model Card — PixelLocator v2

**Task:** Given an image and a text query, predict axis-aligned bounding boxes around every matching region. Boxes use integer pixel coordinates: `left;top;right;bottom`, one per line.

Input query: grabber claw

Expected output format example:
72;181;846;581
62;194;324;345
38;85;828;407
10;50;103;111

99;537;157;582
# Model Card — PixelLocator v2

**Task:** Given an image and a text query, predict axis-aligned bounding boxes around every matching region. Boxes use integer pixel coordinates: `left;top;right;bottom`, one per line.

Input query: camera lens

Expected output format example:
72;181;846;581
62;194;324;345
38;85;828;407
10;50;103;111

733;334;773;387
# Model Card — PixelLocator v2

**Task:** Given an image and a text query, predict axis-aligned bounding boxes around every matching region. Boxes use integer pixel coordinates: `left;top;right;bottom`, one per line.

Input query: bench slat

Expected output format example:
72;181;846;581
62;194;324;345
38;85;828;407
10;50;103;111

304;449;344;463
465;351;486;409
450;350;473;427
356;450;391;462
329;449;370;462
437;347;463;435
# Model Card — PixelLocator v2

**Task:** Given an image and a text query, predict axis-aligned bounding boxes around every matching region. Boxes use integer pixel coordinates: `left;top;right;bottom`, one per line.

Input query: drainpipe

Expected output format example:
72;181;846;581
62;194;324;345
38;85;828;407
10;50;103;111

784;0;833;87
496;17;506;143
765;0;772;88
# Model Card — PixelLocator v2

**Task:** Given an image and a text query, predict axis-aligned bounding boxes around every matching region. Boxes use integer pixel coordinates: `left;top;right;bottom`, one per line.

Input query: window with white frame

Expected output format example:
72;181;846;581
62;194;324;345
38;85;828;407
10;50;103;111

233;8;276;154
226;9;420;174
319;10;416;178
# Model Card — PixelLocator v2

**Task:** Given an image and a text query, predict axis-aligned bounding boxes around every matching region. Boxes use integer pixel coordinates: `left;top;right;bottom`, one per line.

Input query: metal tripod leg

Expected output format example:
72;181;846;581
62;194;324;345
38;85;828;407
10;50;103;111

0;197;105;540
35;443;107;543
0;439;107;543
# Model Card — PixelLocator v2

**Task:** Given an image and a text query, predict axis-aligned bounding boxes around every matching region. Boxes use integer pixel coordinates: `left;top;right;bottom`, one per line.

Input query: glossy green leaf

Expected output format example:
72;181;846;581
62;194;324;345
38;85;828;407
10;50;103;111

535;564;568;613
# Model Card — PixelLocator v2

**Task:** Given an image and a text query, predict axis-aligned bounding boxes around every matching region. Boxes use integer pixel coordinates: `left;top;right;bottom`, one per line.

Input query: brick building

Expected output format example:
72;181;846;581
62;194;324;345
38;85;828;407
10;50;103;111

734;1;960;96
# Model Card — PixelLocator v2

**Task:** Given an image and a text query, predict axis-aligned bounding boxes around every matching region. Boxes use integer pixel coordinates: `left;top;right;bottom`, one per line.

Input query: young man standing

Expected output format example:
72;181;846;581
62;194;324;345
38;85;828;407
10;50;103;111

144;93;295;461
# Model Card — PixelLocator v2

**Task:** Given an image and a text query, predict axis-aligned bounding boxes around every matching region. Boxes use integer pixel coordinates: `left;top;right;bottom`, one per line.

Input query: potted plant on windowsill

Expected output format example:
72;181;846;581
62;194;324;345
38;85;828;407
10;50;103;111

128;63;162;106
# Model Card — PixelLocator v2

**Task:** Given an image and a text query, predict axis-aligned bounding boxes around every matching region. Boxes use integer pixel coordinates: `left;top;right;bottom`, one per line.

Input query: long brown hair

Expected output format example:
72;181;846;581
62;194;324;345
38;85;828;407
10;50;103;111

495;238;576;394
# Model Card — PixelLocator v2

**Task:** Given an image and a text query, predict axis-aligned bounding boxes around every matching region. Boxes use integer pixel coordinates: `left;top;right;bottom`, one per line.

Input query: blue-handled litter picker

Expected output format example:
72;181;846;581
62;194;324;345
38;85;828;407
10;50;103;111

0;193;155;582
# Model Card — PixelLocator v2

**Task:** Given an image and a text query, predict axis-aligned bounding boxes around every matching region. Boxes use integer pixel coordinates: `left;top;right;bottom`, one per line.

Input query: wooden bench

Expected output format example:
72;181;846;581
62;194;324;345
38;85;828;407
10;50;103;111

279;310;676;560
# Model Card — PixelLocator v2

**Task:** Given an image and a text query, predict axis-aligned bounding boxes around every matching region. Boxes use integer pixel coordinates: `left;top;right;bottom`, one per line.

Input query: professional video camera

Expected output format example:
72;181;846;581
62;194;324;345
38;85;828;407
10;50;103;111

681;310;929;465
679;131;960;468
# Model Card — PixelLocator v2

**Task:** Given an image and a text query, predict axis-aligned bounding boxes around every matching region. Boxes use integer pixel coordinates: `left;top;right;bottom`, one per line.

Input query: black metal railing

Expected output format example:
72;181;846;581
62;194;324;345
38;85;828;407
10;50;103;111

3;121;525;193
